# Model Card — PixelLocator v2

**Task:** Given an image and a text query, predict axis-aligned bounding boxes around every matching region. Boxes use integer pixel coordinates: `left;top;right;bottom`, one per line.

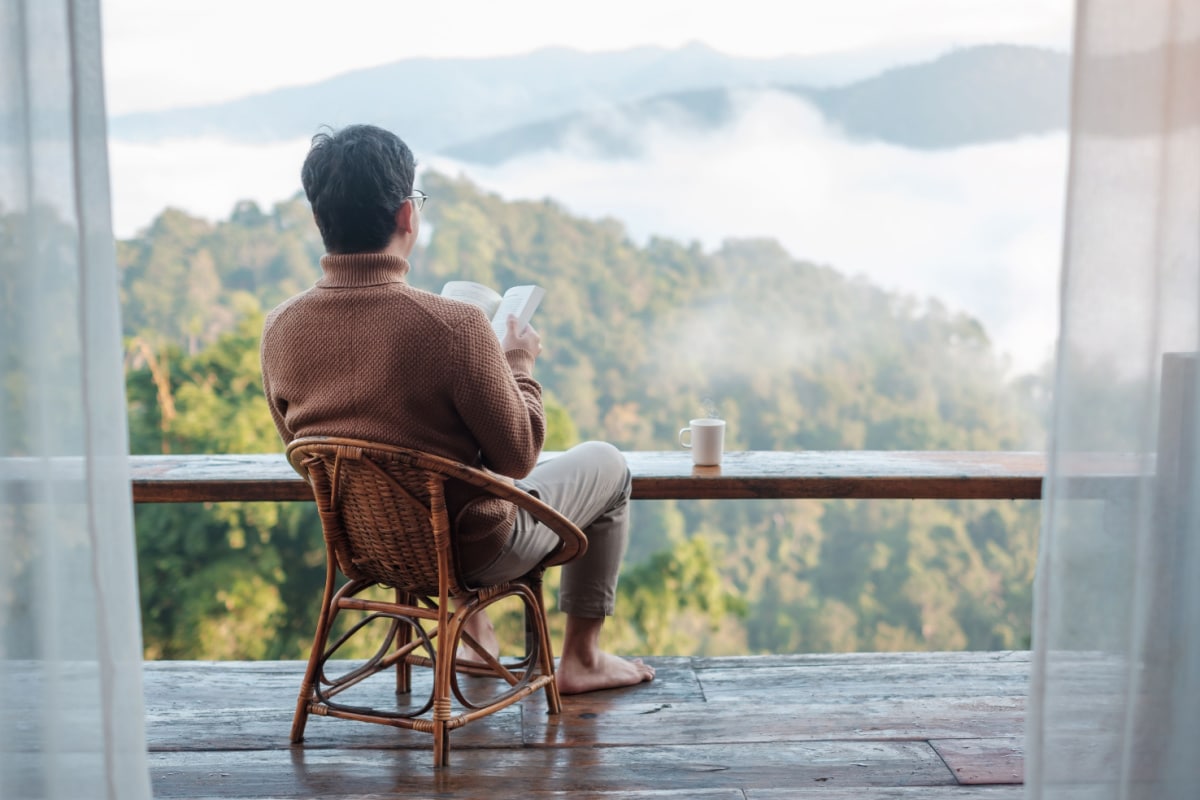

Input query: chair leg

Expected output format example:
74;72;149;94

431;600;462;768
529;578;563;715
434;724;450;767
292;557;339;743
290;679;314;744
524;588;538;666
395;588;413;695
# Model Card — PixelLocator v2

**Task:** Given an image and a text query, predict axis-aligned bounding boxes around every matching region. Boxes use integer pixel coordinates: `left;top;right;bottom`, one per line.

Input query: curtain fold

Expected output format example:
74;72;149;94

0;0;151;797
1028;0;1200;798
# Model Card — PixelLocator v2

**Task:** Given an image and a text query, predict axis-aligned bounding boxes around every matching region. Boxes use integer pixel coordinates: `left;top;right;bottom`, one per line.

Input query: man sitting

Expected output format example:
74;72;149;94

260;124;654;693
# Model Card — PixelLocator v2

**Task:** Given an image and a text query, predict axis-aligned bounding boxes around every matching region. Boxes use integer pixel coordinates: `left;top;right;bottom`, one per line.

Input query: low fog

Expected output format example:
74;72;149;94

107;91;1068;375
436;91;1068;375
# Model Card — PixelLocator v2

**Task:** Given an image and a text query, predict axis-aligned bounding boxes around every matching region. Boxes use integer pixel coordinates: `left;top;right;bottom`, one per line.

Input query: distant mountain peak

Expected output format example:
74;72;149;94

791;42;1070;148
108;42;1067;156
108;41;936;147
440;43;1069;164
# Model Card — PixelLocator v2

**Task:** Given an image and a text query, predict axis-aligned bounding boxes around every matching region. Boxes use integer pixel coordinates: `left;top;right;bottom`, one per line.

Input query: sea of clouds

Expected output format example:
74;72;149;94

106;90;1068;375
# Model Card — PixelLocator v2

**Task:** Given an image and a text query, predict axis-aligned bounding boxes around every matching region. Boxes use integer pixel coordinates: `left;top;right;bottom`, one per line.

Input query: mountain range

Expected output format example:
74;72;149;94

109;43;1070;162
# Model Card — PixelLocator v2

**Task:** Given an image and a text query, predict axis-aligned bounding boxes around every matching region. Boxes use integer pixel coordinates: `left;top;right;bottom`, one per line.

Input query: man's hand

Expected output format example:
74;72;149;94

501;315;541;358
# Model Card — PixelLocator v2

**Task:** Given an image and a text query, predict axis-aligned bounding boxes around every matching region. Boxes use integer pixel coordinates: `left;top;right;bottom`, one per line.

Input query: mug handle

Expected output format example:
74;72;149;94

679;427;692;448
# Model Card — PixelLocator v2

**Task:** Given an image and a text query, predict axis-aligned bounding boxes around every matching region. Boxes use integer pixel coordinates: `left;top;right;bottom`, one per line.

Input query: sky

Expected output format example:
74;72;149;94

100;0;1074;114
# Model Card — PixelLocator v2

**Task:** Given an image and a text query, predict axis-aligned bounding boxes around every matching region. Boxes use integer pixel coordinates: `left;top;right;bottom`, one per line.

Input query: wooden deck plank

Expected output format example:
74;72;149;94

140;652;1027;798
695;661;1030;704
524;697;1023;748
141;656;1028;746
749;788;1026;799
503;792;748;800
519;793;746;800
143;659;702;751
147;740;957;798
150;705;525;752
691;650;1031;668
157;792;750;800
930;738;1024;785
143;661;521;751
138;789;1027;800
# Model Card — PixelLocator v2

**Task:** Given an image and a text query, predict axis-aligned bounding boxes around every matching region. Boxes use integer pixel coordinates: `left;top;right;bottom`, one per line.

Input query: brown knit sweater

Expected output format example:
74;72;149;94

260;252;545;575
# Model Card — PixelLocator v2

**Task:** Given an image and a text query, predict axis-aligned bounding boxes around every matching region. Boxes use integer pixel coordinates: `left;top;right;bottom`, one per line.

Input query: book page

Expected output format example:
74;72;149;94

491;285;545;340
441;281;502;318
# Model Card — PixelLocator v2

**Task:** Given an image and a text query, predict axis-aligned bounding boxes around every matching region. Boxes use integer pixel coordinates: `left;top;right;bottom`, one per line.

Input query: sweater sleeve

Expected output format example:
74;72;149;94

259;313;292;445
450;308;545;478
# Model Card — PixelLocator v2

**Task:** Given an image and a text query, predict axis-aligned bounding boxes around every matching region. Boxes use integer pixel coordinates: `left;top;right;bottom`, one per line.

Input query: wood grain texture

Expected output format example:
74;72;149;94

749;788;1026;799
138;652;1029;798
931;737;1025;785
121;450;1060;503
524;696;1024;748
147;741;957;798
694;660;1031;705
690;650;1031;668
623;451;1048;500
3;450;1141;504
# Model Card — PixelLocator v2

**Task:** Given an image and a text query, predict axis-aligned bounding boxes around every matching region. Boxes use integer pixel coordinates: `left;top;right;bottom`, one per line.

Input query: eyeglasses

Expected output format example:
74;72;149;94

405;189;428;210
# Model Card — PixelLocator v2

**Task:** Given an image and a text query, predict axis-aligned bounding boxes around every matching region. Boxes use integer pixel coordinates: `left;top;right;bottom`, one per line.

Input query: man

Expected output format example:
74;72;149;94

261;124;654;694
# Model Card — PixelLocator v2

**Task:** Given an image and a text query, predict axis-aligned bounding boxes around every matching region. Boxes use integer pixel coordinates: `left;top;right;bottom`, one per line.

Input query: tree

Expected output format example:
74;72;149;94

118;172;1050;659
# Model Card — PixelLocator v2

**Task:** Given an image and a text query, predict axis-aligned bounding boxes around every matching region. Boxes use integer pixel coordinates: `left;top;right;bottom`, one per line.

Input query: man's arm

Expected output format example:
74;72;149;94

259;317;292;445
451;311;545;478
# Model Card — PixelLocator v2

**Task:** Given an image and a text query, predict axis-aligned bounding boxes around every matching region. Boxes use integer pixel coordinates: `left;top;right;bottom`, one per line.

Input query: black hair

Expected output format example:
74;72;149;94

300;124;416;254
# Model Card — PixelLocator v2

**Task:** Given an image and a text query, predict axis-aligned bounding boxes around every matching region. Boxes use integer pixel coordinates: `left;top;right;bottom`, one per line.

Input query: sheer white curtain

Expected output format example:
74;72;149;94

0;0;150;797
1028;1;1200;798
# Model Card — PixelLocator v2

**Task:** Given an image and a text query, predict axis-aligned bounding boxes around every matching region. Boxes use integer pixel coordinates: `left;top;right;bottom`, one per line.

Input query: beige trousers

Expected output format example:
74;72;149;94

465;441;631;618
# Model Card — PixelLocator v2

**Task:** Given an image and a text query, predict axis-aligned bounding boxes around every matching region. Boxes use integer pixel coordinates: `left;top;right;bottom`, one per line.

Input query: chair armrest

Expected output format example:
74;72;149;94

462;475;588;568
286;436;588;568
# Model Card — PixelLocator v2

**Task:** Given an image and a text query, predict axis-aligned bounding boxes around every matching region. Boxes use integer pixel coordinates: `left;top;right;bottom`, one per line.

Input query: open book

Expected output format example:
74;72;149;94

441;281;545;341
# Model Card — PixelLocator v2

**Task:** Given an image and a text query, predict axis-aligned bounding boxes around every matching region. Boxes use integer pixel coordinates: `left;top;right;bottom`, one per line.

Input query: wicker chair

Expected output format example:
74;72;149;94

286;436;587;767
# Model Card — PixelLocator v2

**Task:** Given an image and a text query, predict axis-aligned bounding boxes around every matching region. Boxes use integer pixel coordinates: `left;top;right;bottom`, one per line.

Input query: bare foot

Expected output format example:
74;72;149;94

556;651;656;695
455;610;500;668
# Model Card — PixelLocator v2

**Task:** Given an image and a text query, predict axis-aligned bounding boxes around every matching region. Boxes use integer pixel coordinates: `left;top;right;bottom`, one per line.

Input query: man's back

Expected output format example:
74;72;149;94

260;251;545;573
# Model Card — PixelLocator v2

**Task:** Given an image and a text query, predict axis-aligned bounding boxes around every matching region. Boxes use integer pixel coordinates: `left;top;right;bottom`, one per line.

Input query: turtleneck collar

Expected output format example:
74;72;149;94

316;253;411;288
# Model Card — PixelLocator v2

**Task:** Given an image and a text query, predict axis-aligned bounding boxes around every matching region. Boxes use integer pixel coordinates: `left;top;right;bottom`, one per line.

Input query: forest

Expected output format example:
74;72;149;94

106;171;1048;659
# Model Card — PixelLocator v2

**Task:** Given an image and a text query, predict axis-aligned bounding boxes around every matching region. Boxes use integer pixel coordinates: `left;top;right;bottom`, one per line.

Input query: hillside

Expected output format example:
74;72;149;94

97;173;1046;661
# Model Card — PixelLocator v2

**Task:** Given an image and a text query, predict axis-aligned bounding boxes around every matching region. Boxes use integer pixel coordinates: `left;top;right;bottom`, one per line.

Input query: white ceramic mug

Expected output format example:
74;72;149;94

679;418;725;466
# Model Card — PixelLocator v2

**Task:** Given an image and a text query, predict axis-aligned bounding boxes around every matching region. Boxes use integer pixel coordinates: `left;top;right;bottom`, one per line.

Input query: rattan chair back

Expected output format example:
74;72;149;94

289;440;455;595
284;435;588;767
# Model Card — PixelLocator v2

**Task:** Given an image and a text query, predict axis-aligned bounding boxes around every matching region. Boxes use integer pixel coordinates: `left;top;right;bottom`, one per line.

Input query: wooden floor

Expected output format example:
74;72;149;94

145;651;1029;799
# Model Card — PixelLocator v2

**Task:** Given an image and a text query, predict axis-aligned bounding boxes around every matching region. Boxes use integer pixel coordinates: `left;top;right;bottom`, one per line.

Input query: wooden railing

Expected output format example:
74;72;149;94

2;450;1143;504
119;450;1134;504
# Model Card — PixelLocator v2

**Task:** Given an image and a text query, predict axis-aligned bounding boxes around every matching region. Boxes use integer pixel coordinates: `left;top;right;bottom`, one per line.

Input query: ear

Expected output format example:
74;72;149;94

395;200;414;235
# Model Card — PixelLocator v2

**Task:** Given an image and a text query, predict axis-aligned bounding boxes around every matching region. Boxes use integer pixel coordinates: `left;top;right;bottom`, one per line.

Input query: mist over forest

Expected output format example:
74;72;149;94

101;170;1046;659
107;43;1070;373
